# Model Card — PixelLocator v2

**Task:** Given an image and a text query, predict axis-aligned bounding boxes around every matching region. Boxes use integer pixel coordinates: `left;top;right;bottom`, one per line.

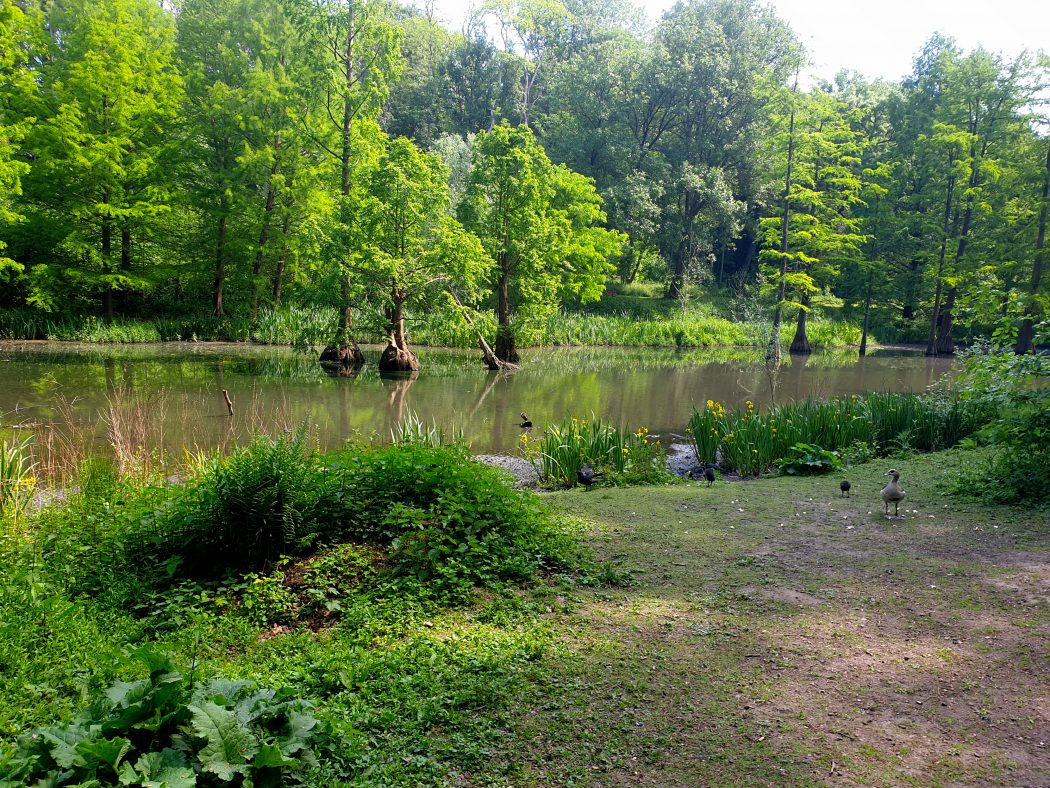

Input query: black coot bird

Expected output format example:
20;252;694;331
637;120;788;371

577;464;598;490
840;479;852;498
703;464;716;487
520;411;532;429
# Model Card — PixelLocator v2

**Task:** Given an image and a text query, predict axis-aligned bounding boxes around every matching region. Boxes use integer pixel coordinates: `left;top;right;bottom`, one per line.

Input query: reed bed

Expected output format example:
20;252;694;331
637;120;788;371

689;393;996;476
0;305;867;350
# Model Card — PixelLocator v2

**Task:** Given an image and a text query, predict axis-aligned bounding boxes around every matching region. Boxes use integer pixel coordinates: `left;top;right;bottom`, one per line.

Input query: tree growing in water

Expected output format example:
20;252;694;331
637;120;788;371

356;137;491;371
460;122;621;362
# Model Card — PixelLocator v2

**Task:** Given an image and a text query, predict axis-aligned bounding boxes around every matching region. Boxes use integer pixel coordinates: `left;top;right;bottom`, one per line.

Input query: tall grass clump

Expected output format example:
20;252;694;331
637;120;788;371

689;393;996;476
527;416;671;487
0;435;36;521
252;305;337;348
391;411;464;448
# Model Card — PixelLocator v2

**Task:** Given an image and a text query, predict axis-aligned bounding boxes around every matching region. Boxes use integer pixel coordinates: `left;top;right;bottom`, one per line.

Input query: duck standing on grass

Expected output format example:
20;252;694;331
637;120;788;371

840;479;851;498
881;469;906;516
703;464;716;487
577;464;597;490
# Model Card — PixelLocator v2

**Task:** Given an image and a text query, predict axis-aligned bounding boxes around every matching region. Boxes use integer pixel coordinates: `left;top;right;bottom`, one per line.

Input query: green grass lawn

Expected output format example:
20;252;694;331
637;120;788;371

500;449;1050;786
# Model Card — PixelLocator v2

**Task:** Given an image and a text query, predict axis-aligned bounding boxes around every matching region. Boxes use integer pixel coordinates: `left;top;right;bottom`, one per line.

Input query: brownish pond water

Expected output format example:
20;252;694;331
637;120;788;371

0;341;954;459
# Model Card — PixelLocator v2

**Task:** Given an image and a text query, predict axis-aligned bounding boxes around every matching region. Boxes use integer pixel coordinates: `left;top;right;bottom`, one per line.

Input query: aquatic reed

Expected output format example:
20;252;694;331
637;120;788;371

528;416;667;487
688;393;996;476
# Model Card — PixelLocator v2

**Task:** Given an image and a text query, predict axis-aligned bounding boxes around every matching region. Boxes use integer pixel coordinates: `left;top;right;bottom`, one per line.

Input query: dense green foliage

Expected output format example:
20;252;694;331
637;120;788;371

0;435;588;783
0;0;1045;352
948;346;1050;503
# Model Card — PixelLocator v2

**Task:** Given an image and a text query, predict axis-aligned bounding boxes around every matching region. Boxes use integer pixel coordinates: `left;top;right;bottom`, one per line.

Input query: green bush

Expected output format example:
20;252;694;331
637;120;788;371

779;443;842;475
948;347;1050;504
0;647;326;787
325;443;577;594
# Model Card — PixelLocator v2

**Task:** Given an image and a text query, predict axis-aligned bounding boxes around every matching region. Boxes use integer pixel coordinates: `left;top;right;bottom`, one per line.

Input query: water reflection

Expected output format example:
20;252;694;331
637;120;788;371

0;341;956;455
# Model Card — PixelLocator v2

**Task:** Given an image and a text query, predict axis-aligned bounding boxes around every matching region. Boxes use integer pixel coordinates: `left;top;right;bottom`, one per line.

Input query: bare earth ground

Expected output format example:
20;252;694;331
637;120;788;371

488;449;1050;787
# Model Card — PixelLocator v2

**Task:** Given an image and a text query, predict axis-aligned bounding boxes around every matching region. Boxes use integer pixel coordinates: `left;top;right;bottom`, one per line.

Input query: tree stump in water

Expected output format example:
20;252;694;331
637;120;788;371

319;342;365;370
377;336;420;372
494;326;520;364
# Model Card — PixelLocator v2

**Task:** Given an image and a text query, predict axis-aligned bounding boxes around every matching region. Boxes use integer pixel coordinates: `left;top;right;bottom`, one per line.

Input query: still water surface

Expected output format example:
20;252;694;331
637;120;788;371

0;341;955;456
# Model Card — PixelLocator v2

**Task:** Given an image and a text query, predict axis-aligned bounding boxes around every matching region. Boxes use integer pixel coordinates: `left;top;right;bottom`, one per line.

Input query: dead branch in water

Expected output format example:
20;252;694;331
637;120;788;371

446;291;520;371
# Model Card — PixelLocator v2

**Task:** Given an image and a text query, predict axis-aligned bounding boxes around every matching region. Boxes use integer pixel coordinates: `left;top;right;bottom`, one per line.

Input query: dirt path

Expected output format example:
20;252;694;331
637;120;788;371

498;449;1050;786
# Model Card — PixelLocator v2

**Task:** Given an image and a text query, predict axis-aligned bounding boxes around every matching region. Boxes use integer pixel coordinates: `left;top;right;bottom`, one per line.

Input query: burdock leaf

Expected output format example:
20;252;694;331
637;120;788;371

188;702;257;781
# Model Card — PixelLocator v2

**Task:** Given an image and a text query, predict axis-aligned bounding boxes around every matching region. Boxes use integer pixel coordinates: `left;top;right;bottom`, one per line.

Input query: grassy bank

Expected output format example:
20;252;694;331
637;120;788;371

0;300;869;350
3;445;1048;785
499;447;1050;785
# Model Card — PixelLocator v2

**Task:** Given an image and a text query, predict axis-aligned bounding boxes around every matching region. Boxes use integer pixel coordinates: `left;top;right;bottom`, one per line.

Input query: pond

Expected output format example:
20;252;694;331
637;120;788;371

0;341;954;461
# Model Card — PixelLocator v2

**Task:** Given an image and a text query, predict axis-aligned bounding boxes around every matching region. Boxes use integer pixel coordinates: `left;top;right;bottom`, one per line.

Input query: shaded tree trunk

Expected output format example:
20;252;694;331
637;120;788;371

767;97;796;366
101;189;113;320
1017;140;1049;354
494;268;519;363
926;169;956;355
789;295;811;354
272;214;292;307
251;142;280;320
902;258;920;320
935;285;957;355
213;211;228;317
859;270;874;357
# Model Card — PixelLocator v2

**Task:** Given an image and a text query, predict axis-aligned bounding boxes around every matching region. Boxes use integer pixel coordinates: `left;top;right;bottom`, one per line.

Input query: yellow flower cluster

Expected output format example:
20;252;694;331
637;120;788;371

705;399;726;417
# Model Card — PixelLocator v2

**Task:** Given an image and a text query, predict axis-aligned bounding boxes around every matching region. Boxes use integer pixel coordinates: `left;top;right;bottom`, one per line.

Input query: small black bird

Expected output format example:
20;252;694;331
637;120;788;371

703;464;716;487
577;464;597;490
840;479;852;498
519;411;532;429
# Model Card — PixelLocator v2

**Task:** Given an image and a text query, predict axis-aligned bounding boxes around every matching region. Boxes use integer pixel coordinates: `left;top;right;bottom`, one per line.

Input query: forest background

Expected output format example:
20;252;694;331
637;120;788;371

0;0;1048;361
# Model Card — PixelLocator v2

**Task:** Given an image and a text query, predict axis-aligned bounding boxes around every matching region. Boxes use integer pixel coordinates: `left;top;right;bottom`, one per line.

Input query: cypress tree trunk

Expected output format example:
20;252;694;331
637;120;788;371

251;142;280;321
767;95;796;366
378;291;420;372
935;285;957;355
213;212;228;317
789;295;811;354
101;189;113;320
926;169;956;356
859;270;873;357
494;269;518;363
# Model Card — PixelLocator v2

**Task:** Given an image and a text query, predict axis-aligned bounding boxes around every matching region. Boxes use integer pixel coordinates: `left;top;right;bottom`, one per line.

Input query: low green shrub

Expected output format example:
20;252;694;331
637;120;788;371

779;443;843;475
0;646;326;787
167;429;333;573
948;347;1050;504
326;443;577;595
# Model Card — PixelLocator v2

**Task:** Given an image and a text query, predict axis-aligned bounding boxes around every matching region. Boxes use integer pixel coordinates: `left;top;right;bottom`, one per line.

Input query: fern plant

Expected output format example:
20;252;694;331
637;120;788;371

172;427;329;572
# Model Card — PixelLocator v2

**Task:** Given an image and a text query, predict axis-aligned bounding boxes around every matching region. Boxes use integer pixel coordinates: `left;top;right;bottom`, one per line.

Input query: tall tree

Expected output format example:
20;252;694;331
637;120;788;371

309;0;400;368
459;122;621;361
22;0;181;315
0;0;40;284
356;136;491;370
